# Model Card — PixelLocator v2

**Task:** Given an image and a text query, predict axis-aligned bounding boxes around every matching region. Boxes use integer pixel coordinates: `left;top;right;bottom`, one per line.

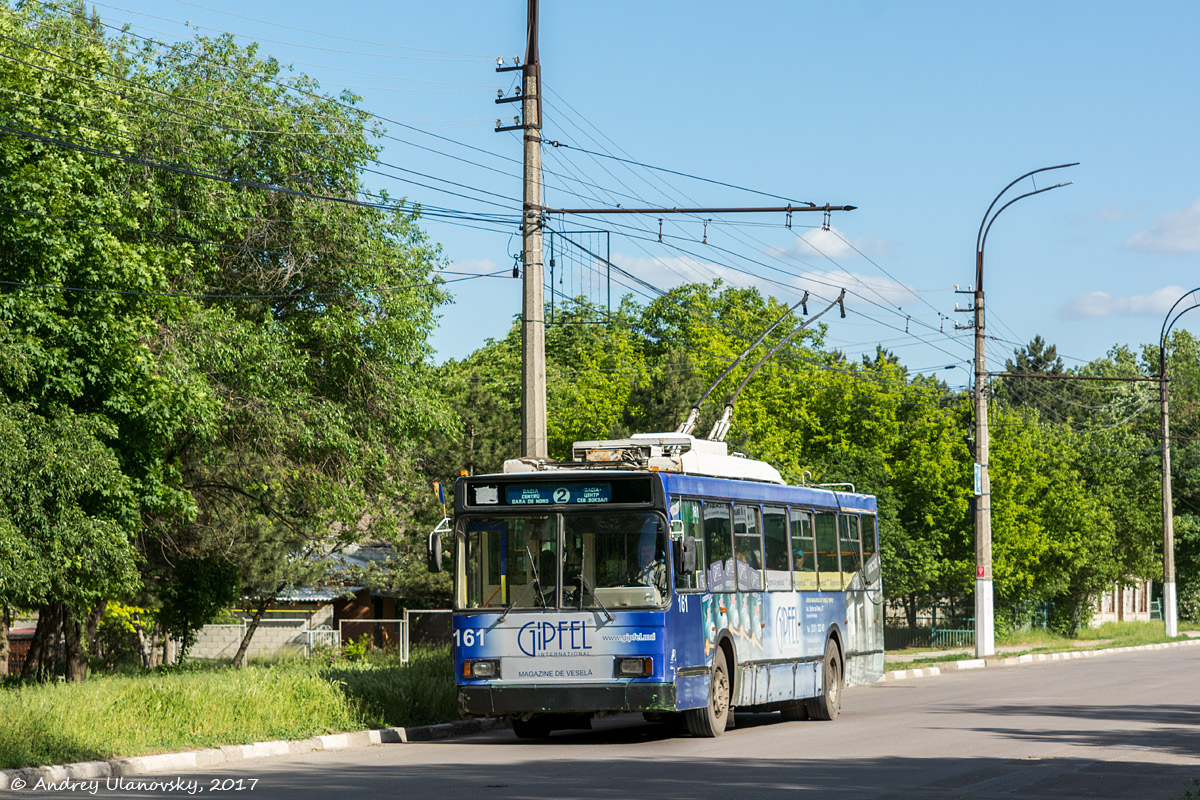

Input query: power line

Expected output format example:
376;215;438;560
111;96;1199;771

0;42;521;214
0;271;509;301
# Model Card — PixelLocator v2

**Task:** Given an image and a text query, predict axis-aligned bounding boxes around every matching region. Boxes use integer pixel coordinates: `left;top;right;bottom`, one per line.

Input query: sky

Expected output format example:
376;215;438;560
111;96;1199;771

49;0;1200;386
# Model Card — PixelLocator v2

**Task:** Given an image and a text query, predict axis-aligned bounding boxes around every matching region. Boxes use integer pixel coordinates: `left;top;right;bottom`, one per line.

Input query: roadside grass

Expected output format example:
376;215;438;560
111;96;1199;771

884;620;1191;671
0;645;454;770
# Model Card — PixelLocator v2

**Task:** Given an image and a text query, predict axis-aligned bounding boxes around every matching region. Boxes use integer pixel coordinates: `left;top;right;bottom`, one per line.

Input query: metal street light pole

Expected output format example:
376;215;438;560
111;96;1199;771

972;163;1077;658
1159;289;1200;637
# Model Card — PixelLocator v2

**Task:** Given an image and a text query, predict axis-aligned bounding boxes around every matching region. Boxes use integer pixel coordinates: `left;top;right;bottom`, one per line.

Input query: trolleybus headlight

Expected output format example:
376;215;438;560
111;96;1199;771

614;657;653;677
464;659;500;679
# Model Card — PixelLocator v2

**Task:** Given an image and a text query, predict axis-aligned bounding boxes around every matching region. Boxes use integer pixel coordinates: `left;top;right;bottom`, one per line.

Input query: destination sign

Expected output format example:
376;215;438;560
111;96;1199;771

506;483;613;505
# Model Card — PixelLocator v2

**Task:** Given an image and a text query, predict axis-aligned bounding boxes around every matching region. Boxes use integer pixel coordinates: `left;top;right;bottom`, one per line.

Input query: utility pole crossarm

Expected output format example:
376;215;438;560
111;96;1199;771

543;204;857;215
988;372;1158;383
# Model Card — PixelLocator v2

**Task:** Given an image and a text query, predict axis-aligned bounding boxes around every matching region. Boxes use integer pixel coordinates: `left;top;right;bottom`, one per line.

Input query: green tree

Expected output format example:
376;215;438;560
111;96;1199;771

1;2;454;668
0;3;207;678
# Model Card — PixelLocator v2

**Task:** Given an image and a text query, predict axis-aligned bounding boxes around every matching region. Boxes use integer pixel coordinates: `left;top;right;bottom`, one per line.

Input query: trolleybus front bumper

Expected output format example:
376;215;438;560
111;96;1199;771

460;682;676;716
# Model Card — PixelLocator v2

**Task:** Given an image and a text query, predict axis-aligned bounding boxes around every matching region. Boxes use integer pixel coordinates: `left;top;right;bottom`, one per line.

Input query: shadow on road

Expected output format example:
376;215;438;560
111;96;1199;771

943;702;1200;760
152;748;1198;800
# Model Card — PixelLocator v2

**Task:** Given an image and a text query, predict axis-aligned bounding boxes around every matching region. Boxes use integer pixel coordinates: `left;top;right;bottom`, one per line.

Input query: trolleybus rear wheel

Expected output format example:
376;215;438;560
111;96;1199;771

686;648;731;737
779;700;809;721
805;638;843;721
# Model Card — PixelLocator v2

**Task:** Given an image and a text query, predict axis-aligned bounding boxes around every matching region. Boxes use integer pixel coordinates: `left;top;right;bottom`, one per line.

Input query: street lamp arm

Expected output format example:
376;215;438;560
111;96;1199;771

1164;303;1200;346
1160;289;1200;348
975;163;1079;254
978;182;1074;274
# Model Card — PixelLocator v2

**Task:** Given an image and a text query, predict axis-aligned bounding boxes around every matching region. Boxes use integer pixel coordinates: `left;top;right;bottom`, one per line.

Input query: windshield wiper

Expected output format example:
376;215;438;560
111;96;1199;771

498;545;547;622
576;543;614;622
526;545;549;609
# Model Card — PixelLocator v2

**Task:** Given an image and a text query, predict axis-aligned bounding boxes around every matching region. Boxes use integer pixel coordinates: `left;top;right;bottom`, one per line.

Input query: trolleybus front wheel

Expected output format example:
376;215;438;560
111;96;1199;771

685;648;731;737
511;715;553;739
805;638;843;721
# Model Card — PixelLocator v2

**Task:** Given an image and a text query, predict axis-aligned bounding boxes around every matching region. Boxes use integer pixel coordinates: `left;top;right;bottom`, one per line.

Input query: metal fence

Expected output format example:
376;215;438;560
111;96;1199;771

403;608;452;648
299;626;340;657
884;616;975;650
338;618;408;662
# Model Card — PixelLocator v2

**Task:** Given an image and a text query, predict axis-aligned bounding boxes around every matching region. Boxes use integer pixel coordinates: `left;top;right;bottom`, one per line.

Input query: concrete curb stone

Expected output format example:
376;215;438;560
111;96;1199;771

0;718;506;790
876;636;1200;683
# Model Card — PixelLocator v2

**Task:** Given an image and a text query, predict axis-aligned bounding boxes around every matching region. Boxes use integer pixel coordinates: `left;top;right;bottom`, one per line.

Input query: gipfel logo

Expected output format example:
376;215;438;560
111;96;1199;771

517;619;593;657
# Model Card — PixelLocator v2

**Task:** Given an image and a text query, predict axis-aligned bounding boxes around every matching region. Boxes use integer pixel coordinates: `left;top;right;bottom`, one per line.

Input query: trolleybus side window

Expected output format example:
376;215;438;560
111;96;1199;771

861;514;878;560
790;509;817;591
814;511;840;591
840;513;863;583
762;506;791;591
703;503;734;592
675;499;705;592
733;504;763;591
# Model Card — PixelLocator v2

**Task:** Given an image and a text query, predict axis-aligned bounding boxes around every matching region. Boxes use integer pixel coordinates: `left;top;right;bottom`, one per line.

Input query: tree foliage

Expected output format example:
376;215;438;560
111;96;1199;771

434;283;1173;634
0;1;451;675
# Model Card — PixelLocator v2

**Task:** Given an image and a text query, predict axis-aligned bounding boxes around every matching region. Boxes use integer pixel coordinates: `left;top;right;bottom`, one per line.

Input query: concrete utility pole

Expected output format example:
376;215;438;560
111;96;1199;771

497;0;546;458
1160;289;1200;637
969;163;1075;659
1161;353;1177;637
971;247;993;659
504;1;854;459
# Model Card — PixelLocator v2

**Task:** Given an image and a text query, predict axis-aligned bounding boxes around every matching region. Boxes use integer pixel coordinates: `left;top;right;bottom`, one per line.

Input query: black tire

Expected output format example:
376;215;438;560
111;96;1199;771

779;701;809;721
512;715;553;739
685;647;731;737
805;638;843;721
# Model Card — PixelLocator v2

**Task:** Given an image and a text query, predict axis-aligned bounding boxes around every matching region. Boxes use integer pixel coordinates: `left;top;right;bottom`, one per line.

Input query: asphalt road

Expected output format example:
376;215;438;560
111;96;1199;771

9;646;1200;800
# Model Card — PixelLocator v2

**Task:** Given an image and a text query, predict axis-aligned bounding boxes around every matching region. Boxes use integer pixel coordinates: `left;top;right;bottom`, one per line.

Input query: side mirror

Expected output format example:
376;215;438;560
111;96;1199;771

427;517;451;573
669;519;696;575
681;536;697;574
427;531;443;573
673;534;696;575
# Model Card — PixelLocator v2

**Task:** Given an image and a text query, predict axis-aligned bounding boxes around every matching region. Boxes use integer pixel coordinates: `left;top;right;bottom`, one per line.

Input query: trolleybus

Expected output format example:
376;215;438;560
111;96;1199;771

439;432;882;737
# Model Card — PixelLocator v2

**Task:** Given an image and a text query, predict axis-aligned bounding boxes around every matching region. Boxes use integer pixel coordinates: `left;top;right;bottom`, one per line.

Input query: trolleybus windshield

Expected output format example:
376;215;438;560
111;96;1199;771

458;512;668;610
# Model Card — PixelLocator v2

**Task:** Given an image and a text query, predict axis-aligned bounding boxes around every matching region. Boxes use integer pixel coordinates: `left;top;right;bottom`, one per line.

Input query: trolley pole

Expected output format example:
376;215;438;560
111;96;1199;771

971;163;1076;659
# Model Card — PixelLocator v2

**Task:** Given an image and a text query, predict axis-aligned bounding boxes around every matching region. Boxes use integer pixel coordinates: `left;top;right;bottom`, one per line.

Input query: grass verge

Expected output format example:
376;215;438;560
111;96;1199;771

0;645;454;770
884;620;1192;671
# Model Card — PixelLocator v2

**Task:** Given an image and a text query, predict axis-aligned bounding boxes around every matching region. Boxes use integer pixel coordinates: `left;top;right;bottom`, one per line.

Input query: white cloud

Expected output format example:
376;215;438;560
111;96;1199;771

1123;199;1200;254
610;252;747;291
780;225;895;260
787;270;917;309
1059;285;1187;320
1098;203;1146;222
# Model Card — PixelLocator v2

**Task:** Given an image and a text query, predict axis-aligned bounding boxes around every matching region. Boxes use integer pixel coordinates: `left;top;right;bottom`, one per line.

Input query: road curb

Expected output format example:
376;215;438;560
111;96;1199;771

0;718;506;790
876;637;1200;683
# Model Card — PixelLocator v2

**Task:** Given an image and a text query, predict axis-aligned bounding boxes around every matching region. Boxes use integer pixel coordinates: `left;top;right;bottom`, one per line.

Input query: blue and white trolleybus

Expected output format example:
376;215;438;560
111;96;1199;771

442;432;883;738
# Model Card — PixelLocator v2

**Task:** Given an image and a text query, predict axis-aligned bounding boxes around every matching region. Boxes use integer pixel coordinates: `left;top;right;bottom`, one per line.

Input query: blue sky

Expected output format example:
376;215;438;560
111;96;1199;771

68;0;1200;383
